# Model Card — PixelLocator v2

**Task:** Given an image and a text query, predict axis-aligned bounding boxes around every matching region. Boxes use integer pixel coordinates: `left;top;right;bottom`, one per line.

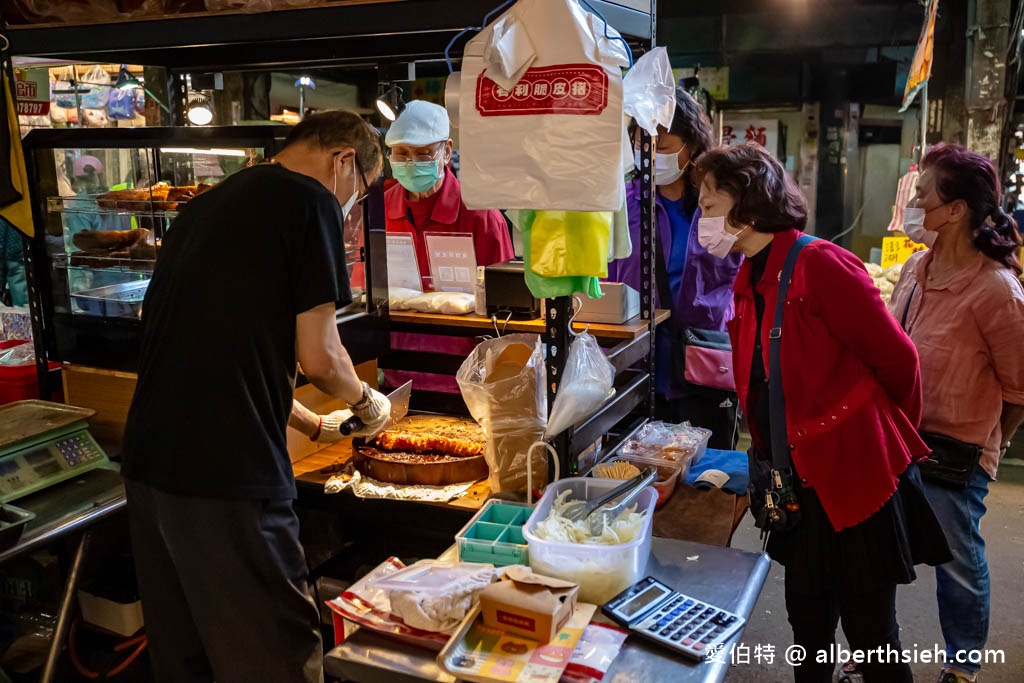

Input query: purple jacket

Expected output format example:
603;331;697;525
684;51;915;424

606;179;743;398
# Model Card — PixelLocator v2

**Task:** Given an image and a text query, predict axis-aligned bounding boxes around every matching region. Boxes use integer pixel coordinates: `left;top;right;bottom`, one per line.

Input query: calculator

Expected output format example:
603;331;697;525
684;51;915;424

601;576;745;661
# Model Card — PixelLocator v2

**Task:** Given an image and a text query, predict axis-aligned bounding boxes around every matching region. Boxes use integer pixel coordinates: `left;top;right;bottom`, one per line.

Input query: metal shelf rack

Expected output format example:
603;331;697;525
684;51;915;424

7;0;660;478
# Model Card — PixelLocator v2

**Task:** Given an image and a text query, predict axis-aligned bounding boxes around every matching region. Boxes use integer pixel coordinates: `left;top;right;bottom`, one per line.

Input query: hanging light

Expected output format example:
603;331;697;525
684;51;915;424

115;65;142;91
376;83;404;122
187;93;214;126
294;76;316;120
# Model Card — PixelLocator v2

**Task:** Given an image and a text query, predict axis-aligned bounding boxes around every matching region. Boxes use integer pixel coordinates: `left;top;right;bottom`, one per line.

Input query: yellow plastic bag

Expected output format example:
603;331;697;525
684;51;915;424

529;211;611;278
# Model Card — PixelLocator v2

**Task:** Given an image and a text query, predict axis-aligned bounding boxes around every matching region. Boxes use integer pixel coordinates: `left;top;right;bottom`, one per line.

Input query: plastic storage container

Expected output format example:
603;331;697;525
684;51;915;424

456;499;532;567
0;341;61;406
0;504;35;551
596;454;683;508
523;478;657;604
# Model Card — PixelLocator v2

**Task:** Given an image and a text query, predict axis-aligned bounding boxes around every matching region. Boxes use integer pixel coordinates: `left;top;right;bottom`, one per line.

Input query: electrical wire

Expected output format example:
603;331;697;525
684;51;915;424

68;617;148;680
829;202;868;244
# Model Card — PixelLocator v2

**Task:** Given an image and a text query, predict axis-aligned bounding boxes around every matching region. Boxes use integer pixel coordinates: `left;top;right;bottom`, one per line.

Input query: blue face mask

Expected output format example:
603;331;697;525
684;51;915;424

391;155;443;193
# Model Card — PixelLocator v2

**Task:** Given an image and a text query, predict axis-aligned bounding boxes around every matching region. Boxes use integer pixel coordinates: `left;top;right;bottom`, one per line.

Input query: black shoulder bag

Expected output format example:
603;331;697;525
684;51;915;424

748;235;817;542
900;283;983;489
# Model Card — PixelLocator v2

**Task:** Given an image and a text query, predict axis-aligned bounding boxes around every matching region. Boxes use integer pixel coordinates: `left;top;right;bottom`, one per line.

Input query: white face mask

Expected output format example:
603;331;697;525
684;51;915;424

902;207;938;247
697;215;746;259
633;149;687;186
334;156;360;220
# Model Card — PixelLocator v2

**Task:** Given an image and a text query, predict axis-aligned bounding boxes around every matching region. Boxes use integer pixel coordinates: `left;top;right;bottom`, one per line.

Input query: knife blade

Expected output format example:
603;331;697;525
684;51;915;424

338;380;413;436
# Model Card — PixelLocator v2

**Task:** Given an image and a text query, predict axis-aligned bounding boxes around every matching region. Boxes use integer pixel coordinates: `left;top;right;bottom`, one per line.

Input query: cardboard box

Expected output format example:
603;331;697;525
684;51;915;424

478;566;578;643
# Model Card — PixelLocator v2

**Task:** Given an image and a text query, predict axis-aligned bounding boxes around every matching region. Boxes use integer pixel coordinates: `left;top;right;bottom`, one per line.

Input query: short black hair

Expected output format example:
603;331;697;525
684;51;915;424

284;110;383;177
696;144;808;233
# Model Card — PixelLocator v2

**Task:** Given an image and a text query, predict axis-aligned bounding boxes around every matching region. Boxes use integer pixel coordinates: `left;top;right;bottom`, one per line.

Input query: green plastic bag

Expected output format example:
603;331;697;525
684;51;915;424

508;210;604;300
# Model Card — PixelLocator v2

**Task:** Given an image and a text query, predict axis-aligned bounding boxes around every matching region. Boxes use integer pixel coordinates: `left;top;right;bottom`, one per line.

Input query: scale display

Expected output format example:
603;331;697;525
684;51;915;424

0;427;109;502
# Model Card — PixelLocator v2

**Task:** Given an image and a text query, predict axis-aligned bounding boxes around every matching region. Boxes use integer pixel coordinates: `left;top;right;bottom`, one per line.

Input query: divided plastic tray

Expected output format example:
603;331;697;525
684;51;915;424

455;499;532;567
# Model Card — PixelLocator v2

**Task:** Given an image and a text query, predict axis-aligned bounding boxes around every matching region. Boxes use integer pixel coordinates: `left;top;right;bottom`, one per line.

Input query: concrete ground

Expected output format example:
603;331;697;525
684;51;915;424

724;461;1024;682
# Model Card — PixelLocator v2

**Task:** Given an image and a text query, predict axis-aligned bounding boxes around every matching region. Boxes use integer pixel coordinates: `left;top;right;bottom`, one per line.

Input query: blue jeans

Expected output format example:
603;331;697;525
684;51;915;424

920;467;992;676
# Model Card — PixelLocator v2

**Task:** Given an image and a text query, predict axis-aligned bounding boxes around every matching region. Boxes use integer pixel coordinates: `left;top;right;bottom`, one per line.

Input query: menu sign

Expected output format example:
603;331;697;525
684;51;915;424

14;70;50;116
425;232;477;294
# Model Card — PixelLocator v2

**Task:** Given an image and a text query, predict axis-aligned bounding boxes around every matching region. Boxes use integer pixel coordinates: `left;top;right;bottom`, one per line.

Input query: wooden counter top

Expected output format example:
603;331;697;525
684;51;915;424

388;309;670;341
292;441;490;512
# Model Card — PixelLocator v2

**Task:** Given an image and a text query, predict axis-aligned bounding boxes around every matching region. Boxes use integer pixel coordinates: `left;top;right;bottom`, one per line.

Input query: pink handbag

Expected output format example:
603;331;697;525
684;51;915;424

681;328;736;392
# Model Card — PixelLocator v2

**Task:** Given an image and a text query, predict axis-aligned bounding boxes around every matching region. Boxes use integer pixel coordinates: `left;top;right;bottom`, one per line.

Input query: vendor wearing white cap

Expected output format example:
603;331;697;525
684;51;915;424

385;100;513;291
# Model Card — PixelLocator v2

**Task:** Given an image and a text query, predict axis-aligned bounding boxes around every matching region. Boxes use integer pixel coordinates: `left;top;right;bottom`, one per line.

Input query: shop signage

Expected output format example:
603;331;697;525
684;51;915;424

881;235;927;269
425;232;477;294
476;64;608;116
386;233;423;292
673;67;729;101
721;118;781;157
14;69;50;116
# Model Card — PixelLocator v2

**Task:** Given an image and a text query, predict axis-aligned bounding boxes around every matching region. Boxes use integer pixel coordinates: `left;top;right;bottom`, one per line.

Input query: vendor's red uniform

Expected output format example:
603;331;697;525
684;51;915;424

385;166;513;291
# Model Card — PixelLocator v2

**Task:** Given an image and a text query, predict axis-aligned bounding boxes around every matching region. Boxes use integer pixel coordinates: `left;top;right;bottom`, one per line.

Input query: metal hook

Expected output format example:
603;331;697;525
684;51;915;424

489;311;513;338
0;34;9;54
568;295;590;337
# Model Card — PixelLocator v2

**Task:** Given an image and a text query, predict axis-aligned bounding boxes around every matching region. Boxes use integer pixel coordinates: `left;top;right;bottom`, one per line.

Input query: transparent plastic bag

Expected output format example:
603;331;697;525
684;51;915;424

456;334;548;492
622;47;676;136
546;332;614;438
561;622;628;683
79;65;110;109
620;421;711;466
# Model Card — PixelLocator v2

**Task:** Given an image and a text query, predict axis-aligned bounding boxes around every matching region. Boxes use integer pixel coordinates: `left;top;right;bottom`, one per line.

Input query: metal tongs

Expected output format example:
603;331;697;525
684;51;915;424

563;467;658;536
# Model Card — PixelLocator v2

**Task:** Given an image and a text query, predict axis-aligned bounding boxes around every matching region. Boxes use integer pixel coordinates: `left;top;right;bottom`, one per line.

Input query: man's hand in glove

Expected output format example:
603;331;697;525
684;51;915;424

313;409;356;444
348;382;392;438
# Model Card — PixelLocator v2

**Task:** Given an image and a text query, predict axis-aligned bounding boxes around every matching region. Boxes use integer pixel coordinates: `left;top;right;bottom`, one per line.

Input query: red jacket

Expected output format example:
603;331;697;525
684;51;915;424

728;230;928;531
385;167;514;291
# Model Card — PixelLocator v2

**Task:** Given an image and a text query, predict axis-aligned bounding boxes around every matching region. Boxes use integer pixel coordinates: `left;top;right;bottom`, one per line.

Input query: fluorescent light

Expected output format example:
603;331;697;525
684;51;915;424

376;98;398;122
161;147;247;157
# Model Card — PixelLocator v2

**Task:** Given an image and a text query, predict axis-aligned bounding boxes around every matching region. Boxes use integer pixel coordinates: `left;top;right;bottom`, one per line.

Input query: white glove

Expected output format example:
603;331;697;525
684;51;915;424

349;383;391;438
316;409;356;444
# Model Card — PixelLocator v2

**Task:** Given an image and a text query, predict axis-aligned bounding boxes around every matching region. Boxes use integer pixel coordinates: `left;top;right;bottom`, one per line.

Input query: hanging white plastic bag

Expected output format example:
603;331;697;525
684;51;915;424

457;0;630;211
622;47;676;136
545;332;614;438
80;65;110;110
456;334;548;493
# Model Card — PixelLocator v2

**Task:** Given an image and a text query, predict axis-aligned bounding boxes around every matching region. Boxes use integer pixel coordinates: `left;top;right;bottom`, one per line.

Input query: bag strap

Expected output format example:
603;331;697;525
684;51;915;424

768;234;818;470
900;281;918;331
653;224;673;312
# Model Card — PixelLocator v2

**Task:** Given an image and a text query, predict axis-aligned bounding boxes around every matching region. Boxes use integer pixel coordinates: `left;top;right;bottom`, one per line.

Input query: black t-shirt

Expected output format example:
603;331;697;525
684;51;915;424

122;164;351;499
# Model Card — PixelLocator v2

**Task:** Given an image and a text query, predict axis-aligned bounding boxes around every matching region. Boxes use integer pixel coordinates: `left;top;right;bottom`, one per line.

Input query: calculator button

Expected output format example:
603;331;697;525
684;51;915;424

682;637;694;646
693;643;706;651
671;632;683;642
647;624;659;632
683;599;694;607
660;628;672;636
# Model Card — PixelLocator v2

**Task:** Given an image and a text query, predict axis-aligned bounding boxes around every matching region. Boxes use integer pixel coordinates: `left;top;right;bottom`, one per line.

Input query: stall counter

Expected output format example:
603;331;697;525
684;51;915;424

324;537;771;683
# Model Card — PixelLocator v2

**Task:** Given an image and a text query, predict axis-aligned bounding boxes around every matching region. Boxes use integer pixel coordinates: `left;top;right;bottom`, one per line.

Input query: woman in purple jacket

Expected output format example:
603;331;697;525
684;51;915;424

607;88;742;447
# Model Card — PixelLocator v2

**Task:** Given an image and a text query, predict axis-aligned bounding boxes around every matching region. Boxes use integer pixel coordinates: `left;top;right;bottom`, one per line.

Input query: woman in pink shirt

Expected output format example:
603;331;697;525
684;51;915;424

890;144;1024;683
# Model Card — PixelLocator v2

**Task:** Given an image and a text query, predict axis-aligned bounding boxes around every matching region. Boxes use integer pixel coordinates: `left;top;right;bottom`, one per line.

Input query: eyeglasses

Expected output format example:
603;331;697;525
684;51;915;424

389;145;444;164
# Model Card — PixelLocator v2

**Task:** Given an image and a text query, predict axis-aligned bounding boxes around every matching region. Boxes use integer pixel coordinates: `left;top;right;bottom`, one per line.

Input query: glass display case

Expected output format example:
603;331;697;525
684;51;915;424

24;127;388;373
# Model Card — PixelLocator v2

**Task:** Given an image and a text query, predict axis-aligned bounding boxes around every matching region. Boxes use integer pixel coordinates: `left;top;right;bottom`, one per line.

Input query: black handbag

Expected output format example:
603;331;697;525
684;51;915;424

899;285;983;489
747;235;818;542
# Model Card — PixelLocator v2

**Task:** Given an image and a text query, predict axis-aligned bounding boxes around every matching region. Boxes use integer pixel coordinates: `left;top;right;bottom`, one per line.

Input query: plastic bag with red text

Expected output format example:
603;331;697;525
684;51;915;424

560;621;628;683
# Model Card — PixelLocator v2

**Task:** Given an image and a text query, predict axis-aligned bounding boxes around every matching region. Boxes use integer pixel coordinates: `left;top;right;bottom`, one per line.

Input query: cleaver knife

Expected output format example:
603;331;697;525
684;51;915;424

337;380;412;436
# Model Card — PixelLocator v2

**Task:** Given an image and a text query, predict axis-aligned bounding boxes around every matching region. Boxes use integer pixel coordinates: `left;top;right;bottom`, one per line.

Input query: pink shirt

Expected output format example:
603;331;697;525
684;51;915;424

889;250;1024;479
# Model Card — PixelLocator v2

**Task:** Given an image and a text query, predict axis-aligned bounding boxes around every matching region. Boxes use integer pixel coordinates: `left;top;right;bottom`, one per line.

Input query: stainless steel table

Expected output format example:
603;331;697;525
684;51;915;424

0;466;126;683
325;537;771;683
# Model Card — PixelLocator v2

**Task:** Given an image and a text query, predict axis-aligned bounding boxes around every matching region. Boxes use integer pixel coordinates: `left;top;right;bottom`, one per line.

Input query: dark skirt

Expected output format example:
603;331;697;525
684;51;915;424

766;463;952;596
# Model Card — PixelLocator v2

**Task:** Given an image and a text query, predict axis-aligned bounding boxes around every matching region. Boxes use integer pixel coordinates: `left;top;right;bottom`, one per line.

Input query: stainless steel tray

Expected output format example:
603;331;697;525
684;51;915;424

70;280;150;318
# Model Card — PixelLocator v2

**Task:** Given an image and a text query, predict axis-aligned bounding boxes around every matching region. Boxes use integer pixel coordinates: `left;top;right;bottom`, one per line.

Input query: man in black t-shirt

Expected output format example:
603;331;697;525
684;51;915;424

122;111;388;683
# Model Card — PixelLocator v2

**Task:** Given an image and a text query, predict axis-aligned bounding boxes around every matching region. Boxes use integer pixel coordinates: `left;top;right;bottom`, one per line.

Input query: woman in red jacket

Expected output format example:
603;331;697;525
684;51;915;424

696;144;949;683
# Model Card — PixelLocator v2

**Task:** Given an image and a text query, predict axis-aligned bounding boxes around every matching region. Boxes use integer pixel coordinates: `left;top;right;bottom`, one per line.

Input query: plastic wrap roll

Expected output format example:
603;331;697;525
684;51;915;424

445;72;461;128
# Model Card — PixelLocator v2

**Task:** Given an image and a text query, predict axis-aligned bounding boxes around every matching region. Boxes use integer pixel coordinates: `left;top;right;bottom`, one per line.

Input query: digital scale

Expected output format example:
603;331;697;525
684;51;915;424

0;401;112;503
602;576;745;661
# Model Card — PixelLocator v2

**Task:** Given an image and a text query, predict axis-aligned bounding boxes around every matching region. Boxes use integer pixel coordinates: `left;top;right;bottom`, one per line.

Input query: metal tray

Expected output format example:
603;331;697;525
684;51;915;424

0;400;95;452
0;505;35;551
71;280;150;318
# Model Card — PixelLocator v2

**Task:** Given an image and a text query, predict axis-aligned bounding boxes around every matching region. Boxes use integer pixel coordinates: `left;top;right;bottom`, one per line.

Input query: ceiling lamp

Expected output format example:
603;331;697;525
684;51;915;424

187;93;214;126
376;83;405;122
115;65;142;91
